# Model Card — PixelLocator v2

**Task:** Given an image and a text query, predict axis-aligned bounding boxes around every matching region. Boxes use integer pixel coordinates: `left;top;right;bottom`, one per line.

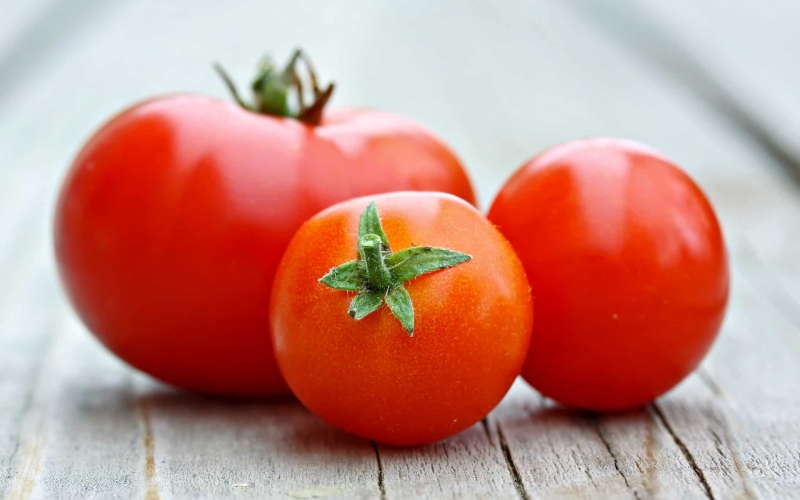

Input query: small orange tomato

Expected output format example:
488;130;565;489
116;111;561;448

270;192;532;445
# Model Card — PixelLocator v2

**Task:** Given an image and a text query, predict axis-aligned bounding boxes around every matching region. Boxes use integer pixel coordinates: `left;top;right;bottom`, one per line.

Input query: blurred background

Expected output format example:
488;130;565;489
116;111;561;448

3;1;800;206
4;0;799;300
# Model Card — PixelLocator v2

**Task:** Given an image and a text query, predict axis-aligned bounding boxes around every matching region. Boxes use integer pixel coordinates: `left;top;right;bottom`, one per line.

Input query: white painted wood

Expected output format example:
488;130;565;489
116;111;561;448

651;260;800;500
12;320;150;500
376;422;519;499
2;0;800;498
654;372;758;499
0;0;55;57
0;189;63;499
566;0;800;163
140;384;380;500
490;382;712;499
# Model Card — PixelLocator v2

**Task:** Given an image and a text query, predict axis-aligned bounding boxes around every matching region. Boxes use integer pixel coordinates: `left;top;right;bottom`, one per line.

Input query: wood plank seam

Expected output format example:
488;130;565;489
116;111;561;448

694;367;760;499
694;374;763;499
587;415;643;500
695;369;724;399
651;404;715;500
5;421;46;500
480;419;494;448
371;442;386;500
495;423;529;500
4;321;63;500
139;397;161;500
564;0;800;183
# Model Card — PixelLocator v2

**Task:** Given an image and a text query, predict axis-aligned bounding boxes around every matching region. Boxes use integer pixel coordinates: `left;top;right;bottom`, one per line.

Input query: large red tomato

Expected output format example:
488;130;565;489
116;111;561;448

488;138;729;411
270;193;532;445
54;53;475;396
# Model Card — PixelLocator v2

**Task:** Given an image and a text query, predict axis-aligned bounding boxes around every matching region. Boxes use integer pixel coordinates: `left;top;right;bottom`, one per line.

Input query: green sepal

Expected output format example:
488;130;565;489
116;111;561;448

251;57;291;116
385;286;414;336
213;63;255;111
385;247;472;284
318;260;364;291
318;200;472;337
358;202;391;253
214;49;335;126
348;291;384;319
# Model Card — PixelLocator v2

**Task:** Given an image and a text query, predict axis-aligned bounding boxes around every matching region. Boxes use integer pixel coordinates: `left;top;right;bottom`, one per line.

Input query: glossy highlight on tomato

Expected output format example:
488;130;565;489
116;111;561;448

54;89;475;397
270;192;532;445
488;138;729;411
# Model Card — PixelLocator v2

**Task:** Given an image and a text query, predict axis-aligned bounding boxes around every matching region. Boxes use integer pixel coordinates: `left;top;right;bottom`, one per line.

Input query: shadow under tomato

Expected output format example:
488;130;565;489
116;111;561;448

138;389;385;479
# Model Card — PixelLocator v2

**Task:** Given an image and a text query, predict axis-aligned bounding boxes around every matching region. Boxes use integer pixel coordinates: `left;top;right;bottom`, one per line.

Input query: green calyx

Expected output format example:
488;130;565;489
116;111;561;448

214;48;335;126
319;202;472;336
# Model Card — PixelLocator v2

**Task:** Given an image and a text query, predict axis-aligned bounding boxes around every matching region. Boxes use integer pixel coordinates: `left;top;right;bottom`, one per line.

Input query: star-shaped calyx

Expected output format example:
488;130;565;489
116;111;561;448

319;202;472;336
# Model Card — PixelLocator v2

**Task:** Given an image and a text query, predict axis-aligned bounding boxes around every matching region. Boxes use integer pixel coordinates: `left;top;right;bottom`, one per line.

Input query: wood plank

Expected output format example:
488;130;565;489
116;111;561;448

490;382;712;499
0;0;55;57
653;372;758;499
2;0;800;498
7;321;150;500
654;256;800;500
565;0;800;168
743;199;800;320
140;386;380;500
376;423;519;499
0;204;62;499
0;0;121;104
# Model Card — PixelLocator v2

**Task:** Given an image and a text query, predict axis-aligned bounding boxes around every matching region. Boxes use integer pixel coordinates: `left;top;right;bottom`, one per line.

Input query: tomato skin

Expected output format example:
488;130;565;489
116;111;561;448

488;138;729;412
54;95;475;397
270;193;532;445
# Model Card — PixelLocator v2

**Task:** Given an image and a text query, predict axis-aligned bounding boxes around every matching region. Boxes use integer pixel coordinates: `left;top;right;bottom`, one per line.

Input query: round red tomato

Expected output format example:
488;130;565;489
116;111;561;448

488;138;729;411
270;193;532;445
54;54;475;397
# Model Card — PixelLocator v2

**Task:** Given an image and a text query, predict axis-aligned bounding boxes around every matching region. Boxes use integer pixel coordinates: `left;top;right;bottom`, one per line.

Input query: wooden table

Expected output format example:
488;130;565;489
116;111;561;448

2;1;799;498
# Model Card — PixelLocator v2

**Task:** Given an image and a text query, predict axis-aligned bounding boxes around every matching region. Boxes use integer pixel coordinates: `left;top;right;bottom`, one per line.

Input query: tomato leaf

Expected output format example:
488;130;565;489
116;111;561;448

358;202;391;253
348;290;384;320
318;260;364;291
386;286;414;336
386;247;472;284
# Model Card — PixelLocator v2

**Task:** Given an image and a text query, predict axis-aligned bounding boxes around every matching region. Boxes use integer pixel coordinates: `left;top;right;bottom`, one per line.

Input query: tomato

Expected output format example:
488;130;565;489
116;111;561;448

270;192;532;445
54;52;475;397
488;138;729;411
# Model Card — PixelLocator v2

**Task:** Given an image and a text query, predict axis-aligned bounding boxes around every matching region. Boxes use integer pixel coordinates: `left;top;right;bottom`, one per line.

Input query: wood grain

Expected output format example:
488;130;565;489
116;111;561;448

490;383;712;499
376;422;519;499
0;207;61;499
138;386;380;500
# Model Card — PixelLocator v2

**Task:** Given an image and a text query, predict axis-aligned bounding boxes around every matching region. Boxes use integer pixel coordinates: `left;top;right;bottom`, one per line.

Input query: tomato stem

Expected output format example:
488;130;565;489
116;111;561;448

214;49;335;126
319;202;472;336
360;234;393;291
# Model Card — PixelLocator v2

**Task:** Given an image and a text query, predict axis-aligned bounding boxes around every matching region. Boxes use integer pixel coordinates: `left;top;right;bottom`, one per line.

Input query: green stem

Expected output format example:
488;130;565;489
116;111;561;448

360;234;392;291
214;48;335;125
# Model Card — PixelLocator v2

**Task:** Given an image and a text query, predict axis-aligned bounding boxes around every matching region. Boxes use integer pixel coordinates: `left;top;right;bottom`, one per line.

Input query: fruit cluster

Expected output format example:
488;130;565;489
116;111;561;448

54;51;729;446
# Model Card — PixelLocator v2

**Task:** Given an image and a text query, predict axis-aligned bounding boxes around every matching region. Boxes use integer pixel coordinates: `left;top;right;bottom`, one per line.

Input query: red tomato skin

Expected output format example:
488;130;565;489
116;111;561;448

488;138;729;411
270;193;533;445
54;95;475;397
